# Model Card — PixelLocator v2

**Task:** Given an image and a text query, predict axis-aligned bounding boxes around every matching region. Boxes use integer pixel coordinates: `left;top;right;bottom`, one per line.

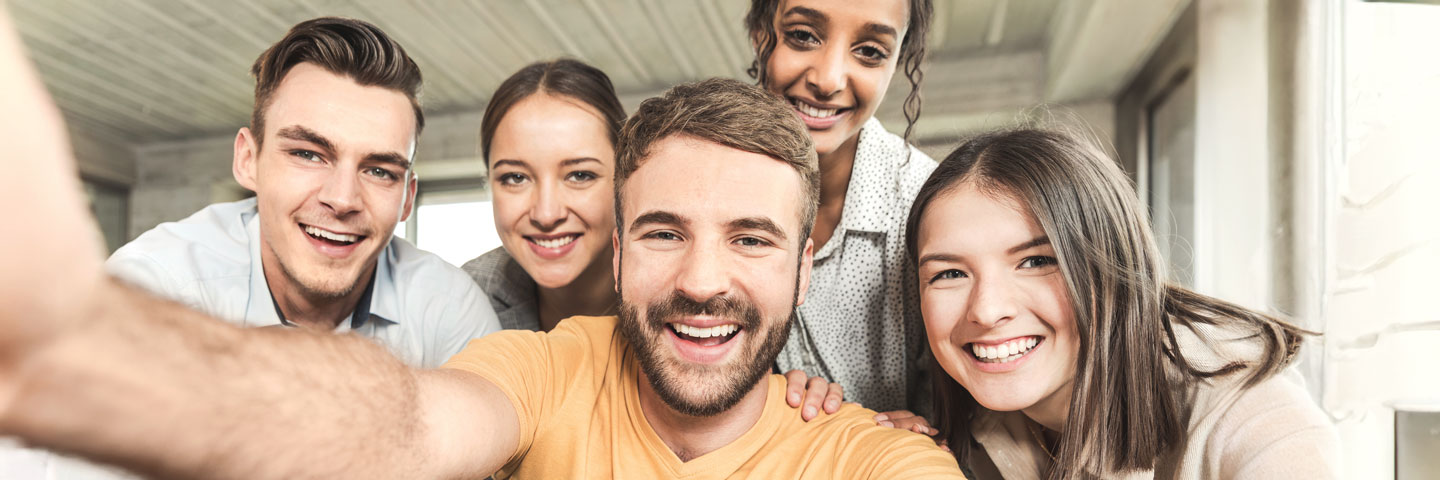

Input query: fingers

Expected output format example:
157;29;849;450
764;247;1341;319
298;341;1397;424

800;375;828;421
822;381;843;414
874;410;939;437
783;369;807;408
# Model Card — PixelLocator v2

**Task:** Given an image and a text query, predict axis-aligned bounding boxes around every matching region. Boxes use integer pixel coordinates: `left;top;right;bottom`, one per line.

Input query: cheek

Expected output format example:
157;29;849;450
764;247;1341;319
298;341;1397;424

578;189;616;232
491;192;531;234
853;69;894;111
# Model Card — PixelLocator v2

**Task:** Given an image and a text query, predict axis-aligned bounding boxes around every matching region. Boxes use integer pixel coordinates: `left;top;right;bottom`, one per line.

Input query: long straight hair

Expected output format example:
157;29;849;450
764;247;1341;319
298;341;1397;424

905;128;1307;477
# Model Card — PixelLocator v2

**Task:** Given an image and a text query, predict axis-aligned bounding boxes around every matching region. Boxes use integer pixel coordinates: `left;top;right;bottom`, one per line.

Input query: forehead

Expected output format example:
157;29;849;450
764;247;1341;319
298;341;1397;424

622;135;805;233
777;0;909;32
490;93;613;162
263;63;417;155
919;183;1044;253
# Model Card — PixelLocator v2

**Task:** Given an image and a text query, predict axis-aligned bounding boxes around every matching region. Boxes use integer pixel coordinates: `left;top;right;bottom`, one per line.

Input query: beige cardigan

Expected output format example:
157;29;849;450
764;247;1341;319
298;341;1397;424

966;324;1341;479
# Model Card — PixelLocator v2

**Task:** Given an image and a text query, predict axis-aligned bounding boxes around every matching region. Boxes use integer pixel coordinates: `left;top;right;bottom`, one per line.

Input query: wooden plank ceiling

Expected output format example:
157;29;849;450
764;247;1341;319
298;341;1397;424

9;0;1059;145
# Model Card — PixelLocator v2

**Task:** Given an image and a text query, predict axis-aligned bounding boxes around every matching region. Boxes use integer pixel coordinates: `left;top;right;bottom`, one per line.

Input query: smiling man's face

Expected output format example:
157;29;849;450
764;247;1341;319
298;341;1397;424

615;134;813;417
233;63;418;301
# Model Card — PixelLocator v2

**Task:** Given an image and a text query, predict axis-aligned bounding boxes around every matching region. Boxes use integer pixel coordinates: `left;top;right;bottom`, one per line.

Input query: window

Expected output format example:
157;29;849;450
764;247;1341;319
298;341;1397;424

82;178;129;254
397;181;500;267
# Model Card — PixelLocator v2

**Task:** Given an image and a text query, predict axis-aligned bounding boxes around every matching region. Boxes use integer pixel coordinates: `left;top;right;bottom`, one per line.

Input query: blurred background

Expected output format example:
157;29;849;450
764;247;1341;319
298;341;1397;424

5;0;1439;477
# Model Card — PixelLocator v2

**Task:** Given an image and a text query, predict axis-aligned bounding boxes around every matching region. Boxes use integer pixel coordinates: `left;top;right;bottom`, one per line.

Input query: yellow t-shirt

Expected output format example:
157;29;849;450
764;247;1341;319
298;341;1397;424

443;315;964;479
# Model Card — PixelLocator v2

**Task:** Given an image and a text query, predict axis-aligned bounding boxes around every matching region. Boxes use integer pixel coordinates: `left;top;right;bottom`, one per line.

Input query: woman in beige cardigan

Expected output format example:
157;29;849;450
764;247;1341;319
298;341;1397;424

904;128;1341;479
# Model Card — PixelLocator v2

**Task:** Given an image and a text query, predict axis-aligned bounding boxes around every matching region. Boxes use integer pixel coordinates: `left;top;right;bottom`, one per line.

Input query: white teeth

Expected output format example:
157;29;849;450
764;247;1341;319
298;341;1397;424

794;101;839;118
532;235;578;249
305;225;358;243
970;337;1040;363
671;323;739;339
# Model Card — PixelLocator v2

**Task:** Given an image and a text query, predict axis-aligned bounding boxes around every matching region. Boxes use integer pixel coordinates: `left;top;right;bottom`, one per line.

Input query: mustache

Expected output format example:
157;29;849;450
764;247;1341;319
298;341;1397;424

646;291;760;330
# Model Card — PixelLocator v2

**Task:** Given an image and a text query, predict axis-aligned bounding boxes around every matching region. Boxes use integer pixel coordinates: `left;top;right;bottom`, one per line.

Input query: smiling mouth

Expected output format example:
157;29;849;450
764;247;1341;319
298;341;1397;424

667;323;742;347
968;336;1042;364
789;97;851;119
303;224;362;246
527;234;579;249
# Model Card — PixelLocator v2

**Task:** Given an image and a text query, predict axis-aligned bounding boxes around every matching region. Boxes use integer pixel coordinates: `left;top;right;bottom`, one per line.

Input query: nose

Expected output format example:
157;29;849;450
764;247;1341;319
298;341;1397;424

317;168;362;217
966;276;1019;329
528;180;567;230
674;241;730;304
805;44;848;98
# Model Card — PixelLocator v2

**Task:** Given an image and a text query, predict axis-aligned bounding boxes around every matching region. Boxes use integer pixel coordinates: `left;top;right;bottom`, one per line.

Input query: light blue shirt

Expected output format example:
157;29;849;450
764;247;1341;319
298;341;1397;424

104;198;501;368
2;199;502;479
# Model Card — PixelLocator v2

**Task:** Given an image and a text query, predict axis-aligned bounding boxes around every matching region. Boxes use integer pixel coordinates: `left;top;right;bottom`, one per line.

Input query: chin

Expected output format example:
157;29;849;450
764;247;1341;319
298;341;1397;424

529;264;583;290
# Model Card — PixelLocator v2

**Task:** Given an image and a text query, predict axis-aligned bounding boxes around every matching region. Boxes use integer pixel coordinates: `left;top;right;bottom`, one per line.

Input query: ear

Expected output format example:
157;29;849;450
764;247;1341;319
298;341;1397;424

232;127;260;192
611;227;622;294
794;237;814;306
399;171;418;222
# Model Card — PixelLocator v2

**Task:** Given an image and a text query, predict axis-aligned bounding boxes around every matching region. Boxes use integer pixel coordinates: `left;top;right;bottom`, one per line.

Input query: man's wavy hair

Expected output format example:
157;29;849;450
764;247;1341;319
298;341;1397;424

614;78;819;246
249;17;424;147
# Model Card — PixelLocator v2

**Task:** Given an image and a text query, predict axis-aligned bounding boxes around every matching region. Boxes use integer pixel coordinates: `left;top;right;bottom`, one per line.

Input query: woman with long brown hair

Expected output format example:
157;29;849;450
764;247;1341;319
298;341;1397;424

906;128;1339;478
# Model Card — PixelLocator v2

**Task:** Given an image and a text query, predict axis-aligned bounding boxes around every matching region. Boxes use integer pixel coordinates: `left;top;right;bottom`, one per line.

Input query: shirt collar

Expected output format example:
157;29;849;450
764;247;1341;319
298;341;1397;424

241;206;399;329
839;117;905;234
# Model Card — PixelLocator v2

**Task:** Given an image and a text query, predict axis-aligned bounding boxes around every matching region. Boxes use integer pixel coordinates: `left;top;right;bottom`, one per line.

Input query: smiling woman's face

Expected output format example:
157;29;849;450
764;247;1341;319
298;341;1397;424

762;0;907;157
916;183;1080;422
488;93;616;290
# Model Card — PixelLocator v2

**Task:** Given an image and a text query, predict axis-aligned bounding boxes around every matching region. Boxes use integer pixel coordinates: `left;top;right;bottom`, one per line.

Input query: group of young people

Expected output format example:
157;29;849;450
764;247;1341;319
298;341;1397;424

0;0;1340;478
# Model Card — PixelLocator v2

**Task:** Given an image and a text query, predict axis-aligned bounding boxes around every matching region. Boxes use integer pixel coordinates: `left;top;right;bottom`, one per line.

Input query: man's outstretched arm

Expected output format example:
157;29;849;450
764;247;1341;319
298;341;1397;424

0;3;517;478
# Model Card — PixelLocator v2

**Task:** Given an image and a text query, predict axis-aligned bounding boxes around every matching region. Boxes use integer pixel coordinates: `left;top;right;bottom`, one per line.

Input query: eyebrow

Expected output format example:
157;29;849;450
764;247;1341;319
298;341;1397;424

561;157;603;168
918;236;1051;266
276;125;335;154
784;6;828;24
1007;236;1051;255
630;211;687;231
729;217;787;242
917;252;963;267
863;22;898;39
276;125;411;170
784;6;898;39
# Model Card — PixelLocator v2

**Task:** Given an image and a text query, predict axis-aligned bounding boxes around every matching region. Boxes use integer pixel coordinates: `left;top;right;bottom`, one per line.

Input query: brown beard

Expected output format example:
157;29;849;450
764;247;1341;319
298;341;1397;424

618;290;793;417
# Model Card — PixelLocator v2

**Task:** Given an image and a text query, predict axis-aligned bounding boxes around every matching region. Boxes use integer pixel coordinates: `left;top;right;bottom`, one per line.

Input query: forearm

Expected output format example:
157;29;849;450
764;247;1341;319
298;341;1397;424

0;280;434;479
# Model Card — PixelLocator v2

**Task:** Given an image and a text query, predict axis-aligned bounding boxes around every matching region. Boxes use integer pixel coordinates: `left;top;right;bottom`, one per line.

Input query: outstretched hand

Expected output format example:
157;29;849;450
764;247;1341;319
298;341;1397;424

782;369;844;421
0;0;107;417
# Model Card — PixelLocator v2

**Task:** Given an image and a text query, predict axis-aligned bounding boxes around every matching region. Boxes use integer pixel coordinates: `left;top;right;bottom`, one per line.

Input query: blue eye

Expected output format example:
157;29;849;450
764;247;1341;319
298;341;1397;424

290;150;321;162
736;236;770;248
364;167;397;180
645;231;680;241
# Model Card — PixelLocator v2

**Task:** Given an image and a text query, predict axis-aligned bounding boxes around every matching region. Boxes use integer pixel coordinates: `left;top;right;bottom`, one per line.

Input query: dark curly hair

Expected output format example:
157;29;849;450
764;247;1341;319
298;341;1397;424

744;0;932;143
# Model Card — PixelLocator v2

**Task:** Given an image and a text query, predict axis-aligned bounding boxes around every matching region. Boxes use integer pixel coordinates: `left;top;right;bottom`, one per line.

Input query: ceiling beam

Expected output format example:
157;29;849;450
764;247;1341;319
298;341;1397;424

1044;0;1190;102
580;0;655;85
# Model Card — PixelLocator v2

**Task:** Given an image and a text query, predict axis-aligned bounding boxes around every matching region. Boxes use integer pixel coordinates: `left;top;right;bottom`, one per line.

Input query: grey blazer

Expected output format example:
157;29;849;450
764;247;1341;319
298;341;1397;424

461;247;541;332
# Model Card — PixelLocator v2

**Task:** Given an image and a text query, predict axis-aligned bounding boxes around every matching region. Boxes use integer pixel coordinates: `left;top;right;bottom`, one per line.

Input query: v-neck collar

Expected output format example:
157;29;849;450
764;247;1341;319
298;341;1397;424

623;357;789;477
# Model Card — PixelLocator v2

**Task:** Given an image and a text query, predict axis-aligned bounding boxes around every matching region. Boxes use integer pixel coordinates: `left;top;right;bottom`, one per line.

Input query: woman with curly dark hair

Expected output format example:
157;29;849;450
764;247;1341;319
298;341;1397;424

745;0;940;430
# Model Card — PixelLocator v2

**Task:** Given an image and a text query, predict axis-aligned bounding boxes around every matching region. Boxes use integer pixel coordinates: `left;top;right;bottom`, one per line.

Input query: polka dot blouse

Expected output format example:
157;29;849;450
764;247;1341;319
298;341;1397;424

776;117;939;414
